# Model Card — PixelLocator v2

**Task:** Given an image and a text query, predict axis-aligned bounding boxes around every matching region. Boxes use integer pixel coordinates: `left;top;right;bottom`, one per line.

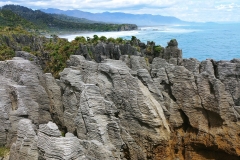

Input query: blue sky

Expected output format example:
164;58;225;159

0;0;240;22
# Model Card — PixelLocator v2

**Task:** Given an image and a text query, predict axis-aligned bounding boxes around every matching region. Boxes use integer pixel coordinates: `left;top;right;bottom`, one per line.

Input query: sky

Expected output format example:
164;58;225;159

0;0;240;22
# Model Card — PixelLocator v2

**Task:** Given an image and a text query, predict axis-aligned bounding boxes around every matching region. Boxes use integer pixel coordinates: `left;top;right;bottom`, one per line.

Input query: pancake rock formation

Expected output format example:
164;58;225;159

0;40;240;160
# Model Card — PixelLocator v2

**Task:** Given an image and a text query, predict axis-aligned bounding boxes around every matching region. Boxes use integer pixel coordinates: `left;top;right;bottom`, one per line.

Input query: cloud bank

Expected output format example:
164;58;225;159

0;0;240;22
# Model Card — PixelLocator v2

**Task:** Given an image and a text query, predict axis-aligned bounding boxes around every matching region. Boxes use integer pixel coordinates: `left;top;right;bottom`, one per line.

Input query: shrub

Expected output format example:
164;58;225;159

0;45;15;61
116;37;124;44
107;37;116;43
145;57;149;66
0;146;10;157
88;48;93;59
23;46;31;52
131;36;137;41
99;36;107;42
92;35;99;43
74;36;86;43
146;46;152;55
153;45;162;53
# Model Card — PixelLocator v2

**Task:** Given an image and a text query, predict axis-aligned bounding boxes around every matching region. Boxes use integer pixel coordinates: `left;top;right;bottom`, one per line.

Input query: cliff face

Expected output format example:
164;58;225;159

0;40;240;160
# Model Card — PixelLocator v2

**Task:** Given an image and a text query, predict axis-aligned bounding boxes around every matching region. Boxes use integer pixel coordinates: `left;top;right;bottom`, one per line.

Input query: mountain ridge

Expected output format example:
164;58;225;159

0;5;137;33
41;8;187;26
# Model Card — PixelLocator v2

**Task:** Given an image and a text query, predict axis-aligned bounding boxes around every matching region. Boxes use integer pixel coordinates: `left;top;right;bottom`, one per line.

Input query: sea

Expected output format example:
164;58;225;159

60;23;240;61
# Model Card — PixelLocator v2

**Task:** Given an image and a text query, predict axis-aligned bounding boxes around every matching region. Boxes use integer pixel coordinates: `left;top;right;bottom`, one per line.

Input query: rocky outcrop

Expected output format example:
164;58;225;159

75;38;180;65
1;39;240;160
0;57;52;148
118;24;138;31
9;119;38;160
0;34;48;52
164;39;182;65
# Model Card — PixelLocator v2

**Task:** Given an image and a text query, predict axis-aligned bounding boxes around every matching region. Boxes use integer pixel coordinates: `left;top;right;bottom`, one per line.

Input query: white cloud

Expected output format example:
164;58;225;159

1;0;240;22
0;1;16;6
216;3;240;10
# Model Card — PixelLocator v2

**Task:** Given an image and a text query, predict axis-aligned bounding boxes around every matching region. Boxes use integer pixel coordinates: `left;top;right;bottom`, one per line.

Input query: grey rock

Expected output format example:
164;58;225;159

9;119;38;160
182;58;200;75
2;43;240;159
163;39;182;65
217;60;240;106
0;58;53;147
65;132;74;137
43;73;64;127
39;121;61;137
38;121;114;160
167;39;178;47
38;123;85;160
57;55;171;159
15;51;38;65
119;43;137;56
120;55;149;71
151;58;170;89
0;89;11;146
200;59;215;75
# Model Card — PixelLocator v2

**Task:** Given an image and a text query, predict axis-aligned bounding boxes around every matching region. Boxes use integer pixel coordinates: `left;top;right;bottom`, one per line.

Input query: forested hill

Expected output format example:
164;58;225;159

0;5;137;32
51;14;100;24
0;9;36;29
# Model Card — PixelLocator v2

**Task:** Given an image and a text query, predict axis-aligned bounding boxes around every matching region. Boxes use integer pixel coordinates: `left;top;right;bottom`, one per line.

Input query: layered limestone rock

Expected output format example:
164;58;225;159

58;55;170;159
0;57;52;148
163;39;182;65
9;119;38;160
1;39;240;159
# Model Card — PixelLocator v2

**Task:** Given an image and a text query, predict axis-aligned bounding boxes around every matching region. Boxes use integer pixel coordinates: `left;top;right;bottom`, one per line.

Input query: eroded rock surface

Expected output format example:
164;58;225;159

1;41;240;160
0;57;52;148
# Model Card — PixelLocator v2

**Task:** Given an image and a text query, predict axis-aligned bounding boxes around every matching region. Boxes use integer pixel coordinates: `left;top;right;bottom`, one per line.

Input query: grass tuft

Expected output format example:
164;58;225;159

0;146;10;157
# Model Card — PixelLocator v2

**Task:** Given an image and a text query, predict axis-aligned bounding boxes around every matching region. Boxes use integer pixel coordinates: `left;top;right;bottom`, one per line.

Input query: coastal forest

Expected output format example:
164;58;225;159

0;5;137;33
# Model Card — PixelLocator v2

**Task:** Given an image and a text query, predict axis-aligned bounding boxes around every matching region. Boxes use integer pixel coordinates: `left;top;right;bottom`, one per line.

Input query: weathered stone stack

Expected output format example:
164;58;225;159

75;38;181;65
164;39;182;65
0;40;240;159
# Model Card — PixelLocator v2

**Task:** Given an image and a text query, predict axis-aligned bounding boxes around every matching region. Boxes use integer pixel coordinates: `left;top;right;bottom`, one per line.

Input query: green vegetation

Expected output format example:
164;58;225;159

88;49;93;59
131;36;137;41
145;57;149;66
0;26;37;61
99;36;107;42
116;37;124;44
153;45;162;53
74;36;87;44
75;35;127;45
22;46;31;52
146;46;152;54
0;146;10;157
107;37;116;43
0;9;36;30
0;45;15;61
43;36;78;78
153;45;163;57
1;5;136;33
92;35;99;43
0;28;130;78
136;46;141;52
0;26;163;79
61;131;65;137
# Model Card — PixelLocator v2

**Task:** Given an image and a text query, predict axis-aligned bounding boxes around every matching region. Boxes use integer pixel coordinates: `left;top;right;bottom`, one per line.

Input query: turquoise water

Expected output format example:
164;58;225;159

121;24;240;61
61;23;240;61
